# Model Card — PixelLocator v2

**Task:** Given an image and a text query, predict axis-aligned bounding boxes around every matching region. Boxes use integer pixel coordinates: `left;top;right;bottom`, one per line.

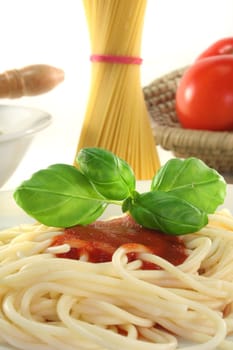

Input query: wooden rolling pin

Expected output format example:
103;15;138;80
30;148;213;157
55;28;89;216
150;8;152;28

0;64;64;98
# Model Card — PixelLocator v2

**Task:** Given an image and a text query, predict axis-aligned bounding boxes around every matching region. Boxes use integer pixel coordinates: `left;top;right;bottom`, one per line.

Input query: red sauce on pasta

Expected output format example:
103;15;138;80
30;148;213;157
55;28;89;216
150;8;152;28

51;215;187;270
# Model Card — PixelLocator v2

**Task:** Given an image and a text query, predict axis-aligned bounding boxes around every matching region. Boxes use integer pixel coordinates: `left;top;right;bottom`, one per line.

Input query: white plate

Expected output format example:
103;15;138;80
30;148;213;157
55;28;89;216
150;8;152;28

1;183;233;229
0;184;233;349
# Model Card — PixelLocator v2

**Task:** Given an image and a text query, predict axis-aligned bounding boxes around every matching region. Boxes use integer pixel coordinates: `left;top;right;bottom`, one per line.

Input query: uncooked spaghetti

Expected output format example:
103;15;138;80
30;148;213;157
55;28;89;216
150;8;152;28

75;0;160;180
1;210;233;349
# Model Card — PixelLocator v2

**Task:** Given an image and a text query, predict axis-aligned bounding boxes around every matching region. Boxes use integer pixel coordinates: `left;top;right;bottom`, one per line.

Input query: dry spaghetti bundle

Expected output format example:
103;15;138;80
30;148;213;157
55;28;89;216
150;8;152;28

75;0;160;179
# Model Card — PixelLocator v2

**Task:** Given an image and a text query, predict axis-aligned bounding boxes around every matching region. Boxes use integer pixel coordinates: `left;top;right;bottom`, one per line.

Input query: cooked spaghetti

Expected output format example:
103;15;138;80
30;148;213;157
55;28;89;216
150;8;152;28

75;0;160;180
1;210;233;349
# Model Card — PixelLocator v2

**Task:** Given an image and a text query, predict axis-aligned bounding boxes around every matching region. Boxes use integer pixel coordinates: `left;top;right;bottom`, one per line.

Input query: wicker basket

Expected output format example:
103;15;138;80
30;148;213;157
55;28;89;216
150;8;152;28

143;66;233;176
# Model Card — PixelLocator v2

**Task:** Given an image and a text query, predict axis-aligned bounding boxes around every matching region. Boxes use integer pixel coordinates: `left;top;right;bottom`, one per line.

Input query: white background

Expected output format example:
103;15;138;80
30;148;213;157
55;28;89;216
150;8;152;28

1;0;233;190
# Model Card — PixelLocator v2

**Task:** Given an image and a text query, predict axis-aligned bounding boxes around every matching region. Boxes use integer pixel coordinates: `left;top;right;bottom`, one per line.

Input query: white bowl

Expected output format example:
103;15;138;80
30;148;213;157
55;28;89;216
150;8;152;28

0;104;52;187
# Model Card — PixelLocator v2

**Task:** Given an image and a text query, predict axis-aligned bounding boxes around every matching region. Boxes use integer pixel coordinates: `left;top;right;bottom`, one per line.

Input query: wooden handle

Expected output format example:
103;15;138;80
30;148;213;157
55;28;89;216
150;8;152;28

0;64;64;98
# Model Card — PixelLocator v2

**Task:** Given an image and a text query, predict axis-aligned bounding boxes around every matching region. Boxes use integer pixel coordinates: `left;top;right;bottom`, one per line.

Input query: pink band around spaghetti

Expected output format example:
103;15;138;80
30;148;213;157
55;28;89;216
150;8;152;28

90;54;143;65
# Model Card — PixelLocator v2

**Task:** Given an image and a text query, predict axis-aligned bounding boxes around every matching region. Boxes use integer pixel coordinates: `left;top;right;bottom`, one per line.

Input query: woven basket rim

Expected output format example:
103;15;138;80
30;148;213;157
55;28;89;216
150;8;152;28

144;66;233;153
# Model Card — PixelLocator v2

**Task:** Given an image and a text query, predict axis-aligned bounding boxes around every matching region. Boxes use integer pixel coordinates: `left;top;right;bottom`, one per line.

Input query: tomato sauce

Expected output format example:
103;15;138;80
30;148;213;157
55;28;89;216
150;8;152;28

51;215;187;270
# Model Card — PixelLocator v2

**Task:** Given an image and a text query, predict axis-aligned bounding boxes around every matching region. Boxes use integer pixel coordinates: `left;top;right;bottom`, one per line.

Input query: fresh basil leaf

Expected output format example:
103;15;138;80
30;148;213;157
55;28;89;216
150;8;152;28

123;191;208;235
151;157;226;213
14;164;107;227
77;147;135;200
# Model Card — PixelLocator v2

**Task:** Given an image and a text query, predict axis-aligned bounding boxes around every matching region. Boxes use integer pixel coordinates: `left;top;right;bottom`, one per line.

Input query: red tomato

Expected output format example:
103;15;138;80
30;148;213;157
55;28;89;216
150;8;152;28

175;55;233;131
196;37;233;60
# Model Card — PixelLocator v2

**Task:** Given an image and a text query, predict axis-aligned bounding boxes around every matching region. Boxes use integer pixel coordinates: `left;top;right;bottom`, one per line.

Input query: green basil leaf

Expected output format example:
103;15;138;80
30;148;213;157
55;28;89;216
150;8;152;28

151;157;226;213
77;147;135;200
123;191;208;235
14;164;107;227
